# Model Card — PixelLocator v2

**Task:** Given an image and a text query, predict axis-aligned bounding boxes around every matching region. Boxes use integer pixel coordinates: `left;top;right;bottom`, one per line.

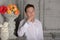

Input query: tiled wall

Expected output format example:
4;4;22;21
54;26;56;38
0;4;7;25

44;0;60;30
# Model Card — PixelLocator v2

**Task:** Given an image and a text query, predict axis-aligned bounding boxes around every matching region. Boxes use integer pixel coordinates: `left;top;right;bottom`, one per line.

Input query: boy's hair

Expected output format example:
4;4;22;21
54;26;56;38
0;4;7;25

25;4;35;13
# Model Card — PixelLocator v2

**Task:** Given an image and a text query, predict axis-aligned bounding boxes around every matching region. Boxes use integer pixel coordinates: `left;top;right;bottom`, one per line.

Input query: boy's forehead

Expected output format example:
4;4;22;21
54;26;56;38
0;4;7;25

27;7;34;11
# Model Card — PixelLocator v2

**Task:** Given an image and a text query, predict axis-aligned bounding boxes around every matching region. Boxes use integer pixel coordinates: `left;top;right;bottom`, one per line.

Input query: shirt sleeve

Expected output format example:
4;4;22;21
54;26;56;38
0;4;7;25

38;22;44;40
17;20;29;37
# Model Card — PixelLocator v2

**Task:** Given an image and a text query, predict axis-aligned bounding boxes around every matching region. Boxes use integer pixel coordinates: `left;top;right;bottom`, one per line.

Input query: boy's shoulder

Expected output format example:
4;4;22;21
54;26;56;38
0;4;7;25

35;19;41;23
20;19;26;24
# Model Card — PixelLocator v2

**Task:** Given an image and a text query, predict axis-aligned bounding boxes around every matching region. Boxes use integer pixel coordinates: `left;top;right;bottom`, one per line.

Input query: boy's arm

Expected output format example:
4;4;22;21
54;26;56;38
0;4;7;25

38;21;44;40
17;20;29;37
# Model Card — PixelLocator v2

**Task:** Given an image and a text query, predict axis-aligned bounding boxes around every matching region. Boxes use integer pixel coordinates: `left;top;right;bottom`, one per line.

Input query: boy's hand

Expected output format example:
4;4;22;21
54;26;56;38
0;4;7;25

27;16;34;22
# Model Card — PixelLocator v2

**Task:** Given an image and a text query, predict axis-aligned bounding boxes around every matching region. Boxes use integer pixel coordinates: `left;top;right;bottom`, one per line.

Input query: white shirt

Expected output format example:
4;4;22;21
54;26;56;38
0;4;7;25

17;19;44;40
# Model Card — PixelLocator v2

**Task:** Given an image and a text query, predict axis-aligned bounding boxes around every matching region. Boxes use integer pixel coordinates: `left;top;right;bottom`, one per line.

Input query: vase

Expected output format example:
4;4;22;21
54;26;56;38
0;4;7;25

3;12;18;39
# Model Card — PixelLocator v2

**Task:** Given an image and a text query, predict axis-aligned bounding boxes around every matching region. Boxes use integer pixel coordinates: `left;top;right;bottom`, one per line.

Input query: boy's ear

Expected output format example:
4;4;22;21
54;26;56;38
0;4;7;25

24;13;27;18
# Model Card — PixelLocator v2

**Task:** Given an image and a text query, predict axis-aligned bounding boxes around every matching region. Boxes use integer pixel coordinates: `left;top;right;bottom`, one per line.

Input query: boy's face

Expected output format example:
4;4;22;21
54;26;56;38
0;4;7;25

26;7;35;18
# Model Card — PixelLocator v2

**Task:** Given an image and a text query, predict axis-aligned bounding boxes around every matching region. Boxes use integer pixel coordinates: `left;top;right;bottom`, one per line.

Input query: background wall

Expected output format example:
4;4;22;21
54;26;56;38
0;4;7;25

40;0;60;40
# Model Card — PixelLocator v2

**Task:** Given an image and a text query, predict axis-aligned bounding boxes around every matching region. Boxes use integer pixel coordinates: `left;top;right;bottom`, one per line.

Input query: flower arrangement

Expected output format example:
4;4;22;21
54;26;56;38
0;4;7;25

7;4;19;15
0;5;7;14
0;4;19;15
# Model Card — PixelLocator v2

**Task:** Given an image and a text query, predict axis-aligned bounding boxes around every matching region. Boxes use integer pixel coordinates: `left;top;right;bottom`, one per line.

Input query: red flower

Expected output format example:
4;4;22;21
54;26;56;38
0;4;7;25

0;5;7;14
